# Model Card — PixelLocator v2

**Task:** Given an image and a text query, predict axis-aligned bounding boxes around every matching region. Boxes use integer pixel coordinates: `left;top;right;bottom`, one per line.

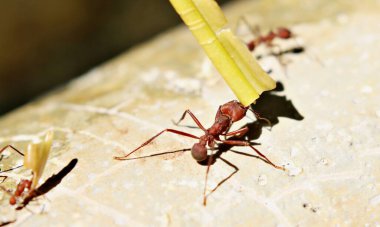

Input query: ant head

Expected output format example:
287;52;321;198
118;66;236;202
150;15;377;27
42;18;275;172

276;27;292;39
247;40;255;51
220;100;248;122
191;143;207;161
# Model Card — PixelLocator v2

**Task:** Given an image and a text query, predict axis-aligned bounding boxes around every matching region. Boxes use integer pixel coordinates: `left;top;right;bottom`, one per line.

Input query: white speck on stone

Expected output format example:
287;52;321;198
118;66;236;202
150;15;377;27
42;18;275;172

111;182;118;188
199;58;213;78
88;173;96;181
52;141;62;149
165;77;202;95
285;162;303;177
123;182;133;189
135;169;143;176
124;203;132;209
15;160;24;167
369;194;380;206
360;85;372;94
102;161;110;167
177;179;198;188
114;217;127;226
318;158;329;166
320;90;330;97
375;109;380;118
359;52;369;62
315;121;333;130
163;70;176;80
1;149;11;157
257;174;267;186
367;184;375;190
141;68;160;83
163;161;173;171
290;147;299;157
337;13;349;24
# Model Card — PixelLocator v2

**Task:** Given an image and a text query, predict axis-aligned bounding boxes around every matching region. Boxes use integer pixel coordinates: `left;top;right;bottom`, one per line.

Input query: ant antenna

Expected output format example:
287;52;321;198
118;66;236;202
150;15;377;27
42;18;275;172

249;108;272;128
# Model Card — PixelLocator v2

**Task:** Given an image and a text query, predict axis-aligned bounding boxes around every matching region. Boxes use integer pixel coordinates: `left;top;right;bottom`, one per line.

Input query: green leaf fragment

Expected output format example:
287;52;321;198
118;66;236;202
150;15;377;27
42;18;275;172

24;131;53;189
169;0;276;106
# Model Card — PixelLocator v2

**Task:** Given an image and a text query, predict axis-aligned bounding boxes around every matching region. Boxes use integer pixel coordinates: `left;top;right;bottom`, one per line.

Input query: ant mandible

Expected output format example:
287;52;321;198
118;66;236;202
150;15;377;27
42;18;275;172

114;100;285;205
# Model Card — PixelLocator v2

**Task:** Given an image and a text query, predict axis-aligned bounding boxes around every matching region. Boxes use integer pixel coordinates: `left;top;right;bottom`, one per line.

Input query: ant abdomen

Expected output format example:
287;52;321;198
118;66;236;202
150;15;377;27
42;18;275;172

191;143;207;161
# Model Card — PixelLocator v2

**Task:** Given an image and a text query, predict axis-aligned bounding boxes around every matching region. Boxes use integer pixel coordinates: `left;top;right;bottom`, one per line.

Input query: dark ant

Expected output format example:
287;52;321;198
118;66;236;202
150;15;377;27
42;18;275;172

247;27;293;52
244;23;323;71
114;100;285;205
0;145;29;206
0;157;78;210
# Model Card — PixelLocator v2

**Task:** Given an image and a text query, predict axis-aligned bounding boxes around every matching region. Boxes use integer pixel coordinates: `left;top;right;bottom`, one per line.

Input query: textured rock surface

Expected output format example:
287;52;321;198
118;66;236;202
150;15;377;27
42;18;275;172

1;0;380;226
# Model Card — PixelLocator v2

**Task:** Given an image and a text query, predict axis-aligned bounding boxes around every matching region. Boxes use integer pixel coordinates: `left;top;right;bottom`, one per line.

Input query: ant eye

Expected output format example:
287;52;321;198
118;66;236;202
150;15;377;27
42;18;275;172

191;143;207;161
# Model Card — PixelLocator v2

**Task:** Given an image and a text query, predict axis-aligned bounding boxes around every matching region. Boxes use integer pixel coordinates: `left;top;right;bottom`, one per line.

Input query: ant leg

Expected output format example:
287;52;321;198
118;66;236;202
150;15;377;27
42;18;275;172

0;185;13;196
0;176;7;184
204;157;238;203
203;152;214;206
114;129;199;160
219;140;284;170
224;127;249;137
122;148;190;161
248;109;272;127
0;145;24;156
172;110;207;132
0;165;23;173
0;145;24;173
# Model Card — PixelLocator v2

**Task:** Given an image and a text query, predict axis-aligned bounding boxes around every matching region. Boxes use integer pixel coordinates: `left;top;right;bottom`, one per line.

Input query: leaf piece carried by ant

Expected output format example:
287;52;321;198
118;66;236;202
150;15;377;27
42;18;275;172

23;131;53;189
169;0;276;106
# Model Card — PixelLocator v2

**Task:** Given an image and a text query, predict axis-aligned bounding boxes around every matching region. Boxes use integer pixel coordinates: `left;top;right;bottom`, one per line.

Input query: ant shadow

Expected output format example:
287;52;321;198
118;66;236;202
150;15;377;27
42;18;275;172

16;159;78;210
124;82;304;203
256;46;305;60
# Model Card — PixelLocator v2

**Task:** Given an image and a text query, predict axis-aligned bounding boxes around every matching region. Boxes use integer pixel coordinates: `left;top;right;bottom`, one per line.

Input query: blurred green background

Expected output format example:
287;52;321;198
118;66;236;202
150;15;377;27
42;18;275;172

0;0;231;115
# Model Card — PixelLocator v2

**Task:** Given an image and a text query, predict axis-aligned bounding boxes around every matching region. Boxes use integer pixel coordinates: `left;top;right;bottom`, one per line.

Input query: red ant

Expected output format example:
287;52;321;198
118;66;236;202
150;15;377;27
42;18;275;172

114;100;285;205
0;145;32;206
247;27;293;51
1;144;78;209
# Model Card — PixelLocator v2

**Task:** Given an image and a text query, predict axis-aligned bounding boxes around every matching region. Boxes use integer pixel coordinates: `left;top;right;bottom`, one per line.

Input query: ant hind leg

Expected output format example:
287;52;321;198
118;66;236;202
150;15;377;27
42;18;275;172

114;129;199;160
219;140;285;171
0;145;24;156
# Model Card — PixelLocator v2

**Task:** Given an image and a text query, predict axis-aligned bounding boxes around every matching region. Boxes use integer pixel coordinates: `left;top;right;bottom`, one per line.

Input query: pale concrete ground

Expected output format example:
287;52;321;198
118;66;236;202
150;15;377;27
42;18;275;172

1;0;380;226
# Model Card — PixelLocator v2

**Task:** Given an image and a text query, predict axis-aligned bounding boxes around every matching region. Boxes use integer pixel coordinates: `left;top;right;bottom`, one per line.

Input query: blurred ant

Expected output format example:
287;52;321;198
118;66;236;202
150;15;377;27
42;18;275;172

243;20;323;71
114;100;285;205
0;132;73;210
1;152;78;210
0;145;24;185
0;145;30;206
247;27;294;52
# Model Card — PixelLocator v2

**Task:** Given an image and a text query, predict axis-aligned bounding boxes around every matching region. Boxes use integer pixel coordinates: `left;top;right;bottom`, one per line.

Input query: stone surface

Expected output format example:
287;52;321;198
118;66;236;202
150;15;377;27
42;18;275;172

1;0;380;226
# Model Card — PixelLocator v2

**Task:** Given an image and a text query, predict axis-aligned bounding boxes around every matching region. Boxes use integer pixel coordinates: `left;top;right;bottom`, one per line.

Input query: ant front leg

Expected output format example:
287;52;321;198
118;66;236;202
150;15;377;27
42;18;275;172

172;110;207;132
0;145;24;156
114;129;199;160
204;157;239;205
0;176;8;184
222;126;249;140
0;145;24;173
219;140;285;171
